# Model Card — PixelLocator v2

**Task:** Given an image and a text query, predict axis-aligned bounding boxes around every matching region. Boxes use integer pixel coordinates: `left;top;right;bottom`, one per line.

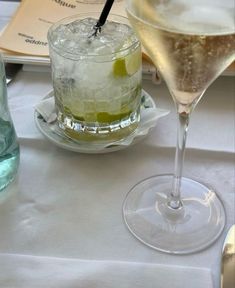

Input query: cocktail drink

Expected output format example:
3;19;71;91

47;13;142;143
123;0;235;254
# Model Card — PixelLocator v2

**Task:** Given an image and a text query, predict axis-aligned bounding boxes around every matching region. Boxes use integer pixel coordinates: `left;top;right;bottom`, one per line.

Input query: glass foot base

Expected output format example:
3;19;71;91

123;174;225;254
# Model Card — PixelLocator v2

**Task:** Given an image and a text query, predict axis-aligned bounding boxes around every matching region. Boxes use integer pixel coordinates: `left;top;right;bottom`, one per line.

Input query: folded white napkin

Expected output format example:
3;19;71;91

0;254;213;288
35;94;57;123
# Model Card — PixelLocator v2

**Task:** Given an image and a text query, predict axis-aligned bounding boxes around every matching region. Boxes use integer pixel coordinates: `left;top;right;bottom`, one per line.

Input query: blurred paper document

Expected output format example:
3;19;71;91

0;0;125;56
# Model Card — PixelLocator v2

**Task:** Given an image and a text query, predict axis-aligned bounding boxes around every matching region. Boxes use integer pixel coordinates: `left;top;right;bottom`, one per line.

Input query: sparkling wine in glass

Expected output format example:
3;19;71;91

123;0;235;254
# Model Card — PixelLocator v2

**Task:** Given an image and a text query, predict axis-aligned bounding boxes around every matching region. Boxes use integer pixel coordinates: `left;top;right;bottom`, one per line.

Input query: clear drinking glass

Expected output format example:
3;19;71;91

47;13;142;143
0;55;20;192
123;0;235;254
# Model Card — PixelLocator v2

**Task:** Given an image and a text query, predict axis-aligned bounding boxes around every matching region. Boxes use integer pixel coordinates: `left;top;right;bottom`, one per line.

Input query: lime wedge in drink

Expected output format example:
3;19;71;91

125;49;141;76
113;58;128;77
113;49;141;77
97;110;132;123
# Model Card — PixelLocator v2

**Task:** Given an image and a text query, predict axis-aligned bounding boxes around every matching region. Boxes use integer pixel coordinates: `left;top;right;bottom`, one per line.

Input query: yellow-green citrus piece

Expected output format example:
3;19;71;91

112;58;128;77
125;49;141;76
97;111;131;123
113;50;141;77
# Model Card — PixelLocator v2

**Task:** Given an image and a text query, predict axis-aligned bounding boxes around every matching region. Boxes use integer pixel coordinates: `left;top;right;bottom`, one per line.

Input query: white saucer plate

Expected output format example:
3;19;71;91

34;90;166;154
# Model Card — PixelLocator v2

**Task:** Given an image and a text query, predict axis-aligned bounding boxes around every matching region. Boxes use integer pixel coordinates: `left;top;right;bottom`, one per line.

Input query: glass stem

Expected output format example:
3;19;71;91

167;107;190;210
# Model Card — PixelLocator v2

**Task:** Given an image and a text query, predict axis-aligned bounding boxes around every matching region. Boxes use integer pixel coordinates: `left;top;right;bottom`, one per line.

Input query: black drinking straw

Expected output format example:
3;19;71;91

90;0;115;37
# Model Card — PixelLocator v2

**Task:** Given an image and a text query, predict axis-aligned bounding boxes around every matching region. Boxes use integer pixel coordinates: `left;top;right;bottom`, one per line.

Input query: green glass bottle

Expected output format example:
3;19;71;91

0;55;20;191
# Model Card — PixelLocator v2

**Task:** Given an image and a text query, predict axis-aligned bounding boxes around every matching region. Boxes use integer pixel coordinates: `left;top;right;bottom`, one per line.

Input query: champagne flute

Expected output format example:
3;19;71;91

123;0;235;254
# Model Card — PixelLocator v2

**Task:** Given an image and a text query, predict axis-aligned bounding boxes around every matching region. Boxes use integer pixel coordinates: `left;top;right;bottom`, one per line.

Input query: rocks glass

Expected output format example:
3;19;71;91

47;13;142;143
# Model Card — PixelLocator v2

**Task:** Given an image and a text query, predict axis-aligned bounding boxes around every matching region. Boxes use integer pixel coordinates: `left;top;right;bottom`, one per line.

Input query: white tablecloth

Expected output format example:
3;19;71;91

0;68;233;288
0;2;235;288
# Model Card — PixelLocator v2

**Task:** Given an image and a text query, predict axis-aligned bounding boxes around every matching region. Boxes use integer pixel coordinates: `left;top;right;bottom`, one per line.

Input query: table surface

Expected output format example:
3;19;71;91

0;2;235;288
